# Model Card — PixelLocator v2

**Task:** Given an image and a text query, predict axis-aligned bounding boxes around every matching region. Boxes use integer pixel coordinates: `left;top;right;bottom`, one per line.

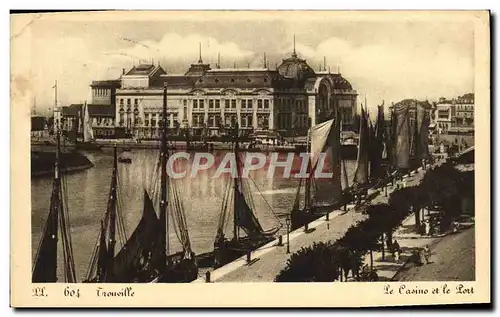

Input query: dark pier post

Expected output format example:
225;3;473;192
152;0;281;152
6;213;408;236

304;222;308;232
246;251;251;263
286;216;291;254
205;271;211;283
277;235;283;246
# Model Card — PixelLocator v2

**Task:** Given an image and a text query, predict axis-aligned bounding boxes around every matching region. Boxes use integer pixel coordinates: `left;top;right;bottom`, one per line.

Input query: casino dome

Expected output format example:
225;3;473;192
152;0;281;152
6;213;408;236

330;74;353;90
277;51;316;81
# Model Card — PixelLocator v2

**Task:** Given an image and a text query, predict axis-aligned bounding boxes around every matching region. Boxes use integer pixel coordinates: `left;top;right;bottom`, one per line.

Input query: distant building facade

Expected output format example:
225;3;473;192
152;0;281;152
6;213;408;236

434;93;474;134
61;79;120;138
110;50;357;139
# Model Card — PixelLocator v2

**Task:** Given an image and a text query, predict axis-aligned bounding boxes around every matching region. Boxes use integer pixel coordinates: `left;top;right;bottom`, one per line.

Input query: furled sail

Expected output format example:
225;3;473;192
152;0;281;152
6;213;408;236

392;102;411;169
83;103;94;143
353;107;370;185
369;104;385;180
416;103;431;161
167;177;194;259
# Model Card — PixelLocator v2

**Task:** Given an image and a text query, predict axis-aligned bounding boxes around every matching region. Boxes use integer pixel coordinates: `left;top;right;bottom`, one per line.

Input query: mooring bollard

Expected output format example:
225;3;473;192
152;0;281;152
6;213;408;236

246;251;251;263
205;271;211;283
326;213;329;221
277;235;283;246
304;223;309;232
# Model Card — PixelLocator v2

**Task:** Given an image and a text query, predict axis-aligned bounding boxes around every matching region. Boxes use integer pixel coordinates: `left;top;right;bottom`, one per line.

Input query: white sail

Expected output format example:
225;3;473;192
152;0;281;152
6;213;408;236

310;119;334;170
83;103;94;142
309;117;342;205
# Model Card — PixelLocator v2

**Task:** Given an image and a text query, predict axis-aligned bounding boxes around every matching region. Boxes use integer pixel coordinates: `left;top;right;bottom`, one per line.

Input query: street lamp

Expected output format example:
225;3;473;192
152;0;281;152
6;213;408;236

285;215;291;254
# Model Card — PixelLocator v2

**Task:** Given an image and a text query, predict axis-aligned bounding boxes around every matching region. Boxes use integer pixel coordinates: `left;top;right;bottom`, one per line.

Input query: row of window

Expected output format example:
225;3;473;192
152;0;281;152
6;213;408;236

119;99;139;106
277;114;309;129
276;99;307;113
191;99;270;110
93;88;109;97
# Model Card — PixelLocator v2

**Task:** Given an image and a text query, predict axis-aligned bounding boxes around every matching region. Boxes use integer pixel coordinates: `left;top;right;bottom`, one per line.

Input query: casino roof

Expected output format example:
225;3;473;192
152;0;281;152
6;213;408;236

91;79;121;88
125;64;157;76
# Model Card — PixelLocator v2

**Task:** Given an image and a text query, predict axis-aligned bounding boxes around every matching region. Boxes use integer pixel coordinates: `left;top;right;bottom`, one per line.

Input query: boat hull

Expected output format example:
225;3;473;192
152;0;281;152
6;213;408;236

196;235;275;269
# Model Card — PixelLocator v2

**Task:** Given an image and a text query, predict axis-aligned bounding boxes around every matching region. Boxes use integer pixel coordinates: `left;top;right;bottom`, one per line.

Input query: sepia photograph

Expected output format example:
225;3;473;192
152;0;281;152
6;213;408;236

10;10;490;307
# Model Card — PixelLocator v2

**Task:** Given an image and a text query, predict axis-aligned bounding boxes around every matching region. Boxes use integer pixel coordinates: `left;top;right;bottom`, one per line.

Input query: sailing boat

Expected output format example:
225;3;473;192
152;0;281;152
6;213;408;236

32;96;77;283
84;85;198;283
351;105;372;198
75;102;103;151
196;123;281;269
290;114;348;231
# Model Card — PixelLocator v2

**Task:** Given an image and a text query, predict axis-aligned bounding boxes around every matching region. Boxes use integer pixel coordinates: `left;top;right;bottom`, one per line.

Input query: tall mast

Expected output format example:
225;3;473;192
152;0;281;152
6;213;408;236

106;145;118;278
160;83;169;261
54;80;59;181
304;117;312;210
53;82;61;279
233;122;240;240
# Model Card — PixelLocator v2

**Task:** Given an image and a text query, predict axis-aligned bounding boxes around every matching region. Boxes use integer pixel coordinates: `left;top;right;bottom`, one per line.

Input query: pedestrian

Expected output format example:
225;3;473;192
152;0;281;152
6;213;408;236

423;245;431;264
424;219;431;236
392;240;401;263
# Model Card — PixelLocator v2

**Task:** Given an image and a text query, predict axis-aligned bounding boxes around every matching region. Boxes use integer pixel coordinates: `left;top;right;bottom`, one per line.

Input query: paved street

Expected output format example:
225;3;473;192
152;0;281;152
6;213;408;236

394;227;475;281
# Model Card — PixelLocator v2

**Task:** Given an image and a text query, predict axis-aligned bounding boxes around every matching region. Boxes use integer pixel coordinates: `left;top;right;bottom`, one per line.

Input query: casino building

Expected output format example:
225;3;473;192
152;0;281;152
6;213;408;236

91;46;358;139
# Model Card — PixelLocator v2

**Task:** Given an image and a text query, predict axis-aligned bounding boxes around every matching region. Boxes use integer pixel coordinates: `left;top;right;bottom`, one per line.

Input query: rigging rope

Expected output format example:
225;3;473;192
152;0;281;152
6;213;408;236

84;227;101;281
240;157;283;227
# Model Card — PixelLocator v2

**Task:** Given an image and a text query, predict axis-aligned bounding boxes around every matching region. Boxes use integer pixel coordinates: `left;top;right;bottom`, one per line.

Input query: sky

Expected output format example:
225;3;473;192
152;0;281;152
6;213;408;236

11;12;475;116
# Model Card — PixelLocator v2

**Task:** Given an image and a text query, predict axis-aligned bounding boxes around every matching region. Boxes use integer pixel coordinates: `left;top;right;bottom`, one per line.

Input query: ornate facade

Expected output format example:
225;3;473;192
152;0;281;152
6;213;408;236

92;50;358;139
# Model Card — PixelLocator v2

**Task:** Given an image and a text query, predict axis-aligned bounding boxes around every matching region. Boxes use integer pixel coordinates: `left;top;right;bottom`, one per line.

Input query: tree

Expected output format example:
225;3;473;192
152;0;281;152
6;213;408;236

420;163;463;232
364;203;399;260
274;242;341;282
339;221;380;270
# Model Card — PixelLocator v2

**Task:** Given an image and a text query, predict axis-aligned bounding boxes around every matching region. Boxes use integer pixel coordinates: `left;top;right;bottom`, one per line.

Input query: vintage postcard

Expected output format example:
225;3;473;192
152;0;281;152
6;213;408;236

10;10;490;307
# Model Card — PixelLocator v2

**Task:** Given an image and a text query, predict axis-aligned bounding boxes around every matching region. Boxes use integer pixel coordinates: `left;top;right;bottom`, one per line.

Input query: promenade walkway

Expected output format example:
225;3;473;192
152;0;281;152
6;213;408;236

353;163;474;282
194;165;436;283
351;211;460;281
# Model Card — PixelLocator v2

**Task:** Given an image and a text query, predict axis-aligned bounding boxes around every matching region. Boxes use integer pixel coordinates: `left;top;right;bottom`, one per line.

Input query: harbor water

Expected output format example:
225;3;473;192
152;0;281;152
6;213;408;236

31;148;357;281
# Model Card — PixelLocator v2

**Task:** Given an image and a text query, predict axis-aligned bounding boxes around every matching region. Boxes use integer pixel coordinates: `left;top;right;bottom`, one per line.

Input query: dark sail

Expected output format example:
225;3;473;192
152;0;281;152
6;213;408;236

330;111;343;203
32;182;60;283
369;105;385;179
393;102;411;169
416;103;431;160
234;187;265;236
353;107;369;185
112;190;160;282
